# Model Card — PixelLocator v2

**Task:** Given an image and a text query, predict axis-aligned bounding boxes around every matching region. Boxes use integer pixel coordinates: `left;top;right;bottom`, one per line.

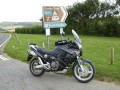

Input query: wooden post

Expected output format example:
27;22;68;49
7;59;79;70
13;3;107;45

14;33;21;46
111;48;114;64
42;42;45;48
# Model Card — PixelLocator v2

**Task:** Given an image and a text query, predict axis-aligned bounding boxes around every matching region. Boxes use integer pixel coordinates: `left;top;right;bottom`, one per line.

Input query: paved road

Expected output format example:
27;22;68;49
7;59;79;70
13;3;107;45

0;33;10;45
0;33;120;90
0;33;11;55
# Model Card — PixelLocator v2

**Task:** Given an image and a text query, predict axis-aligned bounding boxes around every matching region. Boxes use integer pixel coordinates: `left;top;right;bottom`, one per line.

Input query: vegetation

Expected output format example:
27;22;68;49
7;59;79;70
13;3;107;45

0;22;41;27
0;22;42;32
15;25;44;34
4;34;120;82
64;0;120;36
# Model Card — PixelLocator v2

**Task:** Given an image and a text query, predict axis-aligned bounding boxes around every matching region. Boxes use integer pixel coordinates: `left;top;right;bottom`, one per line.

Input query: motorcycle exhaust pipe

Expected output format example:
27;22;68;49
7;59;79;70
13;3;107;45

35;57;50;70
35;64;49;69
35;65;43;69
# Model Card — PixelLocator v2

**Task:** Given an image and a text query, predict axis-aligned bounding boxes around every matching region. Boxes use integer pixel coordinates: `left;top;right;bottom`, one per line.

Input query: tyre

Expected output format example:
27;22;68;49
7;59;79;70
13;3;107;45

30;58;45;76
72;60;95;83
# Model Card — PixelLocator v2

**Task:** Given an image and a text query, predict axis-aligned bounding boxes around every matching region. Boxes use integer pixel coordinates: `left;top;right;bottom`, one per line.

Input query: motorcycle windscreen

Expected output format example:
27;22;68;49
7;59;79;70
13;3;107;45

72;30;81;44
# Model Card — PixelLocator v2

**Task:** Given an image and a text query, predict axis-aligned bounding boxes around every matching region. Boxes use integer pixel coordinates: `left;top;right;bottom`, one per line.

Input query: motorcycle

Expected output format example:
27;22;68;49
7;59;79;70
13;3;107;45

27;30;95;83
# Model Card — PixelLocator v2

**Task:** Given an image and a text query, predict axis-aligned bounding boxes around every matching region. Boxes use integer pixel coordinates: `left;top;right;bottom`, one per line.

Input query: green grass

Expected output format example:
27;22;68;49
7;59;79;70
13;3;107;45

4;33;120;82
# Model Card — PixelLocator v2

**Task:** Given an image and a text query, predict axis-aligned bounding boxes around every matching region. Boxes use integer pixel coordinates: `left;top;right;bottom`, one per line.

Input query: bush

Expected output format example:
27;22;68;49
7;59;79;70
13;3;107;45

15;19;120;37
15;25;44;34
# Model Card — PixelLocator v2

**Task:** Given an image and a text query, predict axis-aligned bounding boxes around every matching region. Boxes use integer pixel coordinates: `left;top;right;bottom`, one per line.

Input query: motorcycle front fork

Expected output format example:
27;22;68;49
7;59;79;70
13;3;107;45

77;56;84;72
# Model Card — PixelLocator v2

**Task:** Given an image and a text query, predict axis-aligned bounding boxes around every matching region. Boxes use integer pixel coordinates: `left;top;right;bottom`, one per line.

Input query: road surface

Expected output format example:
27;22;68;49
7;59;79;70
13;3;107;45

0;33;120;90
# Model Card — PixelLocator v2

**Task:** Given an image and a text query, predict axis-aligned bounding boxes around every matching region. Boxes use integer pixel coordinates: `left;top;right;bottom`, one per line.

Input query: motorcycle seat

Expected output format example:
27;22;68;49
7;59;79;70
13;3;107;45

35;47;53;55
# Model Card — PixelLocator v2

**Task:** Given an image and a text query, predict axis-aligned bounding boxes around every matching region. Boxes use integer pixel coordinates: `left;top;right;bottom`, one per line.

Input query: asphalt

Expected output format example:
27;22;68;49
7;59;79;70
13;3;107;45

0;33;120;90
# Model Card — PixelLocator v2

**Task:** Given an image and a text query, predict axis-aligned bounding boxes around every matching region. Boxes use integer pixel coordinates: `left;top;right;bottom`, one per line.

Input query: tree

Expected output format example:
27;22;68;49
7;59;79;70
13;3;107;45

65;0;120;36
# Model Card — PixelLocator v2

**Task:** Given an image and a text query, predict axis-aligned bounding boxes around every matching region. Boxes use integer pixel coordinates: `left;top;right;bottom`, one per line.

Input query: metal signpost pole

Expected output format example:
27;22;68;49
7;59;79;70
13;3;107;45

60;28;63;40
45;28;50;48
47;36;49;48
61;34;63;40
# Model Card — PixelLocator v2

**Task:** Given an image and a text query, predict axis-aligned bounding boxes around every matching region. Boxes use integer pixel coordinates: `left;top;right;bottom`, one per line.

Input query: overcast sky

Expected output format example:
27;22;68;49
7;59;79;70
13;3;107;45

0;0;110;22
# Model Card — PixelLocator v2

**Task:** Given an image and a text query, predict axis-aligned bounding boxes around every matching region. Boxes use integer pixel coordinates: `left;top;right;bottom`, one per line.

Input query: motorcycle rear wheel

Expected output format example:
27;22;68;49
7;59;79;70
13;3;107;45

72;60;95;83
30;58;45;76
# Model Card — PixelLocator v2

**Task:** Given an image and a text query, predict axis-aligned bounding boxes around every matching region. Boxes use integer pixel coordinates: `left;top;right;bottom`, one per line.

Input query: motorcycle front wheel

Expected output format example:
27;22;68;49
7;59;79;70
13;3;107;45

30;58;45;76
72;60;95;83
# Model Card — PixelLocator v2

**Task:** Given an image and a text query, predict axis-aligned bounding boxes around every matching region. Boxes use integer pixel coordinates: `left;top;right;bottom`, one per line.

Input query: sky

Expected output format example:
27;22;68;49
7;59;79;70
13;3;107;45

0;0;110;22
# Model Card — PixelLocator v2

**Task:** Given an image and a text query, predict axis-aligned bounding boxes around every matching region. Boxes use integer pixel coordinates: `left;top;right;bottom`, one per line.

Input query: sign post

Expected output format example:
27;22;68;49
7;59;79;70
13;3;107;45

43;6;68;48
60;28;63;40
45;28;50;48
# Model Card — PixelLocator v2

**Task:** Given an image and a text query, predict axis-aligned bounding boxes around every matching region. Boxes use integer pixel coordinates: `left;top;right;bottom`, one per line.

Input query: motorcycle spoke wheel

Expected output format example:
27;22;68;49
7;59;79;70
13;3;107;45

31;60;42;74
30;58;45;76
73;61;95;83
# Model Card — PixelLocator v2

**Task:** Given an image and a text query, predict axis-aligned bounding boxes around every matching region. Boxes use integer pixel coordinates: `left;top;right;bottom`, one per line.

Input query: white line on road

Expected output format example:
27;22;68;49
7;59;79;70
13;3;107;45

0;34;11;48
0;55;9;61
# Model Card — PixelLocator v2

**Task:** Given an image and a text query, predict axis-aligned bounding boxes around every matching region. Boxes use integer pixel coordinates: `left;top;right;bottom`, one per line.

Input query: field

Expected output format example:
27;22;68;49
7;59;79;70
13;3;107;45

4;33;120;82
0;26;23;32
0;22;41;32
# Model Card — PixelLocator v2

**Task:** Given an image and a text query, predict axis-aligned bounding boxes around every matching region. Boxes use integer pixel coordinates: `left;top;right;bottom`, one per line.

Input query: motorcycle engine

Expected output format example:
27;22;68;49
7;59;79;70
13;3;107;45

50;60;59;70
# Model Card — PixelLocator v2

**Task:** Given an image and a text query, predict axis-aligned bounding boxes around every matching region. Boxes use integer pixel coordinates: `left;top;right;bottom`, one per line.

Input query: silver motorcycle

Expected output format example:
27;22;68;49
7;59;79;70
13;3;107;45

27;30;95;83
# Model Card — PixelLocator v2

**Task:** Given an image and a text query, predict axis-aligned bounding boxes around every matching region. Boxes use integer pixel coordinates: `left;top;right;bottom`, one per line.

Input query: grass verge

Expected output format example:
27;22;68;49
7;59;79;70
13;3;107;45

4;33;120;83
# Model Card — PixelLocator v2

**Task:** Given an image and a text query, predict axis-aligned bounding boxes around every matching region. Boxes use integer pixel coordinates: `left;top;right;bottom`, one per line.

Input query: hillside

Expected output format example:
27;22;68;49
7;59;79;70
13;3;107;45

0;22;42;32
0;22;41;27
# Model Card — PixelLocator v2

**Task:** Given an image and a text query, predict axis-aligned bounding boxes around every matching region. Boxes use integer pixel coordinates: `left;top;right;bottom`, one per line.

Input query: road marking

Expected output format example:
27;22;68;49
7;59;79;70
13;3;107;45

0;55;9;61
0;34;11;48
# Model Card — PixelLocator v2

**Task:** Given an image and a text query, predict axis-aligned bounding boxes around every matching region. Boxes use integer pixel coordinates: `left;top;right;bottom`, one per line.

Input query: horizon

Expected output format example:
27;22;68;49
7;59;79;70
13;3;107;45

0;20;42;23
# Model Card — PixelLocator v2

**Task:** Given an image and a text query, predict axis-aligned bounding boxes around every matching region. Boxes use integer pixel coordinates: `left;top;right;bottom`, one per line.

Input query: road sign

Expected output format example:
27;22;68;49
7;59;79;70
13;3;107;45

42;6;68;48
45;28;50;36
44;22;67;28
43;6;68;22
